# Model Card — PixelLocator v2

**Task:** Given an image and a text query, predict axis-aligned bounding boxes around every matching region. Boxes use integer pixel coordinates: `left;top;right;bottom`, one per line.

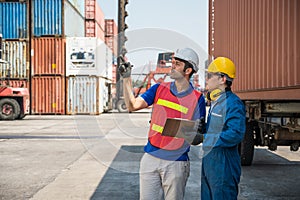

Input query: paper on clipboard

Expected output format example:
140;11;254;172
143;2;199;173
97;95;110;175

162;118;197;139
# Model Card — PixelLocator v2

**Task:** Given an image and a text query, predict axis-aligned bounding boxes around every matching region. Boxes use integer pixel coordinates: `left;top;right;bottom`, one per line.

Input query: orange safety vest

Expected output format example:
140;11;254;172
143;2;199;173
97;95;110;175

148;82;202;150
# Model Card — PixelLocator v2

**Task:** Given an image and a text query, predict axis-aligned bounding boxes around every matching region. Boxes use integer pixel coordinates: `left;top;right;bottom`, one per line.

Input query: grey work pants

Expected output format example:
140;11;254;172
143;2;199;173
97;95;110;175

139;153;190;200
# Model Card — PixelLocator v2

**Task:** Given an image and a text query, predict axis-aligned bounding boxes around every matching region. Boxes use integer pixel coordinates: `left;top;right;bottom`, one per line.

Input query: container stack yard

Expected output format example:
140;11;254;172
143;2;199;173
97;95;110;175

65;0;113;114
0;0;117;116
0;1;30;92
31;0;85;115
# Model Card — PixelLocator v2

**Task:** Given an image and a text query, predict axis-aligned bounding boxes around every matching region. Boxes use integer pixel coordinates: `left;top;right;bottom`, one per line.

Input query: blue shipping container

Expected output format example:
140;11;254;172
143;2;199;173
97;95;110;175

0;2;28;39
32;0;63;36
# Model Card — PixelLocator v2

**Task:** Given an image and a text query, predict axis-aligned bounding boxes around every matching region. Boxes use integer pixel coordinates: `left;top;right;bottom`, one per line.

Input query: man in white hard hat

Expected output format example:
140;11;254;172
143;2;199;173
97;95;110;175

119;48;206;200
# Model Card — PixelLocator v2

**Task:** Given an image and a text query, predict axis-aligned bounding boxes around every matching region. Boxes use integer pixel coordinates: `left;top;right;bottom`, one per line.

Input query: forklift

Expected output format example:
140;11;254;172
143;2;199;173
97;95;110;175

0;34;29;120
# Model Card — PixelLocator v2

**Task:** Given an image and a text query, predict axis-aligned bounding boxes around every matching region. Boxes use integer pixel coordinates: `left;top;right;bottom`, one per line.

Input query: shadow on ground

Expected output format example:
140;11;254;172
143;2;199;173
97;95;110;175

90;145;202;200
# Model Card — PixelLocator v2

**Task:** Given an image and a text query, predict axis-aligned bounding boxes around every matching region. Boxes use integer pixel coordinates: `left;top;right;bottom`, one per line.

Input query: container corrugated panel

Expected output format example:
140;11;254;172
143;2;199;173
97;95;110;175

209;0;300;100
31;76;65;114
105;19;118;36
99;77;112;112
1;41;28;78
0;79;29;91
85;19;105;41
85;0;105;31
64;0;85;37
105;35;117;56
0;2;28;39
68;0;85;17
31;37;65;75
103;46;113;80
111;64;117;84
32;0;63;36
66;76;100;114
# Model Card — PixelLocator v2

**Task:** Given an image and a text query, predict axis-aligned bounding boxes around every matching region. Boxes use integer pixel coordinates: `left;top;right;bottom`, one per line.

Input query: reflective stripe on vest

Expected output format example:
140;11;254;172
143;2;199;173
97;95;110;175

148;82;202;150
157;99;188;114
151;123;179;138
152;123;164;133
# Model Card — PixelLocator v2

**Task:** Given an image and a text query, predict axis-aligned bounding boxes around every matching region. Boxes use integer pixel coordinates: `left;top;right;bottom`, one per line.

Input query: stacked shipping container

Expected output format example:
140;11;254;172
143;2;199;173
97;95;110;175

65;37;113;114
65;0;113;114
104;19;118;107
0;1;30;91
30;37;66;114
30;0;86;114
0;0;115;115
105;19;118;84
85;0;105;41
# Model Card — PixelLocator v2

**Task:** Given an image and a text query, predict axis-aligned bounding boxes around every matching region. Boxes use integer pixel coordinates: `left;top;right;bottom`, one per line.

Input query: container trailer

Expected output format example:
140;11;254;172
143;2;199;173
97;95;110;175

209;0;300;165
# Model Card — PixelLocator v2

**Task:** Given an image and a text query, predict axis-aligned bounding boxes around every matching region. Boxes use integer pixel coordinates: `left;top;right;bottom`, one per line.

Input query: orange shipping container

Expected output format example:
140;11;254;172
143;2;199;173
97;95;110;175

31;76;65;114
105;36;117;56
209;0;300;100
112;64;117;84
85;19;105;41
85;0;105;31
105;19;118;37
31;38;66;75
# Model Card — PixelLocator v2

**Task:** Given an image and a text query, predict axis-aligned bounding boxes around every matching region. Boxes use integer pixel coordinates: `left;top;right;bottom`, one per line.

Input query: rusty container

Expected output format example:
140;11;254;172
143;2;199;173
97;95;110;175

209;0;300;100
105;35;118;57
104;19;118;56
105;19;118;37
31;37;66;76
66;76;112;114
0;79;29;91
1;40;29;78
85;20;105;41
85;0;105;31
31;75;65;114
66;76;100;115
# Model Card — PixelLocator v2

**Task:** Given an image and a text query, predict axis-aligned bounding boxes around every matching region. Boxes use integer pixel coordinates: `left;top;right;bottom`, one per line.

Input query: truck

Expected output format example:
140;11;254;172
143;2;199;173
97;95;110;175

0;34;30;120
209;0;300;165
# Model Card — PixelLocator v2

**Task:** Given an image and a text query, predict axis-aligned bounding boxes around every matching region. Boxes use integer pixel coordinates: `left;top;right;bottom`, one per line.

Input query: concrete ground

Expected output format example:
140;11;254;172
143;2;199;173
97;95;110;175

0;111;300;200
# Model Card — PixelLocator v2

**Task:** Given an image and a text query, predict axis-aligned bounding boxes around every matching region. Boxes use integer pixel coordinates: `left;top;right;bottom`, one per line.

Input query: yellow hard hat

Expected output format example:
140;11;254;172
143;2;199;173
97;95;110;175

207;57;236;79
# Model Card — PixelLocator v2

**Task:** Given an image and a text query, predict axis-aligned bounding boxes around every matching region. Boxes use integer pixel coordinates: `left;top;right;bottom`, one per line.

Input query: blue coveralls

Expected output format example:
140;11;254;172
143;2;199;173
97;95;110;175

201;90;246;200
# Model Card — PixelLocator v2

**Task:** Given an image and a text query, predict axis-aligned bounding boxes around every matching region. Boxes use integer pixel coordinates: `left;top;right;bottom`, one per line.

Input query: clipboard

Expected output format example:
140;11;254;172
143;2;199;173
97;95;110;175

162;118;197;139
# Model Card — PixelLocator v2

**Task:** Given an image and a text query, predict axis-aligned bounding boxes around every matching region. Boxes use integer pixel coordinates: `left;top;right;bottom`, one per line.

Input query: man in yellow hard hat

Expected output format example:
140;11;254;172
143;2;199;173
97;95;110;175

201;57;246;199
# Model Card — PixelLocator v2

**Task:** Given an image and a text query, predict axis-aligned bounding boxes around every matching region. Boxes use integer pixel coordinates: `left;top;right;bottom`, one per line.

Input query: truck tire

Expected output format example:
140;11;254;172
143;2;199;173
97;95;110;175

0;98;21;120
240;120;255;166
116;99;128;113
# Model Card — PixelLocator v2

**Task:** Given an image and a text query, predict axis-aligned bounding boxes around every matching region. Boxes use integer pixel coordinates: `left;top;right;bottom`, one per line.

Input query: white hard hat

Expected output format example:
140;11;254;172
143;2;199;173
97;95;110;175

173;48;199;72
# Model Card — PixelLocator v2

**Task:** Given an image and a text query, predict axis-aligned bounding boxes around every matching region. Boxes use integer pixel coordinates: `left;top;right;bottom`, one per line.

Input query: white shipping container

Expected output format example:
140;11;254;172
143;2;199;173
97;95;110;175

65;1;85;37
102;46;113;80
66;76;111;114
99;77;113;112
1;41;28;78
66;37;112;76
